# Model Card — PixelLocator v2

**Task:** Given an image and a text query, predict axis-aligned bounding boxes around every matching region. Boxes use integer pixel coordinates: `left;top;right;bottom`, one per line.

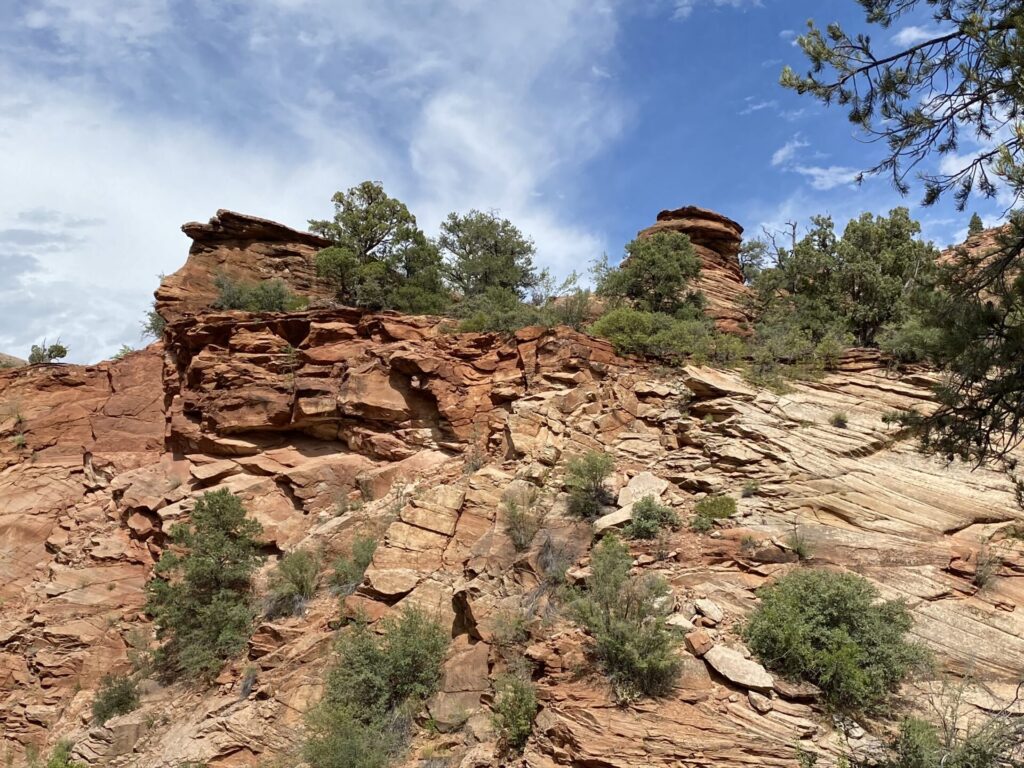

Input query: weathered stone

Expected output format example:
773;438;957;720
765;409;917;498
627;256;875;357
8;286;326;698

617;471;670;506
704;645;774;693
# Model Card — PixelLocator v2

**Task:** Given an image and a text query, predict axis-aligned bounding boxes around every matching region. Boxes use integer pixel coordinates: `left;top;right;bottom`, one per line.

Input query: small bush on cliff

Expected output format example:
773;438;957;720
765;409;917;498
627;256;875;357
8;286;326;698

145;489;264;683
571;535;681;701
28;339;67;365
304;608;448;768
265;548;321;618
492;673;539;754
28;740;86;768
691;495;736;532
744;569;927;714
91;673;139;724
213;274;305;312
330;535;377;596
141;304;166;339
503;485;547;552
565;451;615;519
629;496;680;540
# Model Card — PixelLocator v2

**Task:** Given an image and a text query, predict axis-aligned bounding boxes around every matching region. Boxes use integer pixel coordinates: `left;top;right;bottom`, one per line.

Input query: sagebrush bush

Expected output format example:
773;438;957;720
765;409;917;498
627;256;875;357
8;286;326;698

305;608;448;768
28;339;68;365
571;535;681;701
92;673;139;724
629;496;680;539
492;674;538;754
861;712;1024;768
744;569;927;713
503;487;546;551
830;411;849;428
691;495;736;532
28;740;86;768
331;535;377;596
565;451;614;519
145;489;264;683
265;549;321;618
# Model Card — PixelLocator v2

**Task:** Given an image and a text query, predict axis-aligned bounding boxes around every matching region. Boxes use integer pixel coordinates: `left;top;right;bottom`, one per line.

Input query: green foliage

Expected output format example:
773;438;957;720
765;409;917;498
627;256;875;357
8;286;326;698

265;549;321;618
29;740;86;768
28;339;67;365
310;181;448;313
859;713;1024;768
628;496;679;540
438;209;539;300
743;569;927;714
141;305;166;339
305;608;448;768
741;481;759;498
780;2;1024;465
968;213;985;237
492;674;538;754
330;535;377;596
571;535;681;701
691;495;736;532
830;412;849;429
145;489;264;683
596;232;702;315
503;486;546;552
456;286;547;334
92;673;139;724
213;275;305;312
565;451;614;519
112;344;134;360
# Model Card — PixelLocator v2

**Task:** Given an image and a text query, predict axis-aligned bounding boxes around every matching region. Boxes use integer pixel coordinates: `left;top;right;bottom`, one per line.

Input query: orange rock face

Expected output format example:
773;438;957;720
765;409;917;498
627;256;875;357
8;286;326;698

639;205;751;334
155;209;334;322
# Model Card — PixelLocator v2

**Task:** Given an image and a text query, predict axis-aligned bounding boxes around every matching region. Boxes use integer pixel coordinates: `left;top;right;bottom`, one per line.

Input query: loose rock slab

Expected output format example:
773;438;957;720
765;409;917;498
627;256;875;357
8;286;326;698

704;645;774;693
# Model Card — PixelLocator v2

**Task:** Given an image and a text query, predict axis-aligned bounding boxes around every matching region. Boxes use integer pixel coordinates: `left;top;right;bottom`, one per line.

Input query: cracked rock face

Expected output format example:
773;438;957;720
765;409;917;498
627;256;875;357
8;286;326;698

1;214;1022;768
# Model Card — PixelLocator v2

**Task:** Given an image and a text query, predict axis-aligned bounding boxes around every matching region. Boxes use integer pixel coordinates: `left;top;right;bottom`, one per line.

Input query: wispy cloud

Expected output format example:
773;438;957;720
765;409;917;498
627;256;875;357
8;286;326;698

740;97;778;115
771;137;809;167
792;165;860;191
674;0;763;21
891;25;943;46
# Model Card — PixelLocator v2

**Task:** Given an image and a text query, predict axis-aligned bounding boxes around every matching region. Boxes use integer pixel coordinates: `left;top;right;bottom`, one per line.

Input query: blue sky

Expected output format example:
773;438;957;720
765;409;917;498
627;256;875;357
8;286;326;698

0;0;1010;362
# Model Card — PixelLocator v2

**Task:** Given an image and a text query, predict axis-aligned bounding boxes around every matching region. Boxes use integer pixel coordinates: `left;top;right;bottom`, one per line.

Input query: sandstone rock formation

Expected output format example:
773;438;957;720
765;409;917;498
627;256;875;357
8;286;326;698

639;205;751;334
154;210;334;322
0;353;25;369
2;212;1022;768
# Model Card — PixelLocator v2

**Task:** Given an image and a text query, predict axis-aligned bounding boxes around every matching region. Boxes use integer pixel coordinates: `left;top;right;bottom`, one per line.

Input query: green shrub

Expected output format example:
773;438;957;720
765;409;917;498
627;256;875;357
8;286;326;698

325;608;447;720
305;608;448;768
571;535;681;701
213;274;306;312
741;481;759;498
503;487;546;552
28;339;68;365
589;307;712;361
691;495;736;532
141;305;166;339
565;451;614;519
628;496;680;539
492;674;538;754
29;740;86;768
331;535;377;596
456;286;546;334
92;673;139;724
145;489;264;683
265;549;321;618
830;411;849;428
853;713;1024;768
786;528;813;561
743;569;927;713
595;231;702;315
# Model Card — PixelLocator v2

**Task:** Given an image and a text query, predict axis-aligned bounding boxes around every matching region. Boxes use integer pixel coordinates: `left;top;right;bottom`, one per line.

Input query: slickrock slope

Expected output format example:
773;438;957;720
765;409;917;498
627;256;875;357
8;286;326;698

0;353;25;369
1;214;1022;768
155;210;334;323
639;206;751;334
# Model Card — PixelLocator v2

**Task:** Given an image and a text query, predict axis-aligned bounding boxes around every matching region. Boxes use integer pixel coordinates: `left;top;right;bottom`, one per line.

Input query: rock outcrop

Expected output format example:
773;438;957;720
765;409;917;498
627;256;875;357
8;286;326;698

155;210;333;322
2;212;1023;768
639;205;751;334
0;353;25;369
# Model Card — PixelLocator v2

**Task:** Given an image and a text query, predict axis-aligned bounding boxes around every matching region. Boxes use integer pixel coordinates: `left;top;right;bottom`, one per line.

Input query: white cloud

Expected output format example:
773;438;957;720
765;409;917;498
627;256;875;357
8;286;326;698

674;0;762;20
740;97;777;115
771;137;809;167
792;165;860;191
0;1;626;363
891;25;943;47
779;29;798;46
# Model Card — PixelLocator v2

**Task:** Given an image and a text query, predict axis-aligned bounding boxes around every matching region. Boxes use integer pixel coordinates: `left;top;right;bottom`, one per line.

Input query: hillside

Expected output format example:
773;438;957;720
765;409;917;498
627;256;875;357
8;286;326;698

0;209;1022;768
